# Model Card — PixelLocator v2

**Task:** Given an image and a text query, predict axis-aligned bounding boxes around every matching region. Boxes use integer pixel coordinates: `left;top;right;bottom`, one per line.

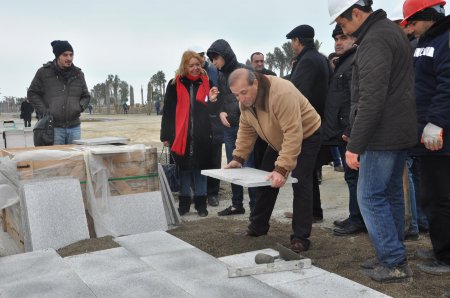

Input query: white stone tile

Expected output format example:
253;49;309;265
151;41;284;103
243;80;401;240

93;192;168;237
0;249;95;298
20;177;89;251
201;167;297;187
115;231;194;257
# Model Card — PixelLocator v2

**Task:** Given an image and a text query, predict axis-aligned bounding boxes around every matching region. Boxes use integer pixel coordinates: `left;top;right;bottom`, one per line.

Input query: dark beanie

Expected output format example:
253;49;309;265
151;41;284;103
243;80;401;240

51;40;73;58
286;24;315;39
332;24;343;38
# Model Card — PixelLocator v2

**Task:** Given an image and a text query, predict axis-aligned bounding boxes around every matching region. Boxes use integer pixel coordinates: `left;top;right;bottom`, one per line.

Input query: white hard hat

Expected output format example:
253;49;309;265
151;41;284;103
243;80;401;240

328;0;367;24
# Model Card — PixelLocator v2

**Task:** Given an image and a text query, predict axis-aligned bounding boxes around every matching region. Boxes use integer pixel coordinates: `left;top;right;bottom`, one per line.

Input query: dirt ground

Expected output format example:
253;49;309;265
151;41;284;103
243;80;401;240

3;113;448;297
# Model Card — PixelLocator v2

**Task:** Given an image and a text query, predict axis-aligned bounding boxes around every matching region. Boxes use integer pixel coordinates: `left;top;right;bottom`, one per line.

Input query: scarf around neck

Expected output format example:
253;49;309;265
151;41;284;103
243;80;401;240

171;74;210;156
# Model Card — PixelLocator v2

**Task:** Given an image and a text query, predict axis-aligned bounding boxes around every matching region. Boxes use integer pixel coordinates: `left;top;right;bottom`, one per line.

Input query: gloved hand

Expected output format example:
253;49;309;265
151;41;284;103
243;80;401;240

421;122;443;151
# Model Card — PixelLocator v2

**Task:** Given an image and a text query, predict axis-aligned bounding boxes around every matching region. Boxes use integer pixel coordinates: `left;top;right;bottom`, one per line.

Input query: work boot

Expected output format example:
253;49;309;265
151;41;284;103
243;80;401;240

360;257;379;269
417;260;450;276
363;261;413;283
194;196;208;217
178;196;191;215
414;249;436;261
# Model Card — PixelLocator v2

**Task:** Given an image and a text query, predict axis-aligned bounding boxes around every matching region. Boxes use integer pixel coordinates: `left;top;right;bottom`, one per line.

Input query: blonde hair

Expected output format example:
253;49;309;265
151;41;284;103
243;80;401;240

172;51;208;84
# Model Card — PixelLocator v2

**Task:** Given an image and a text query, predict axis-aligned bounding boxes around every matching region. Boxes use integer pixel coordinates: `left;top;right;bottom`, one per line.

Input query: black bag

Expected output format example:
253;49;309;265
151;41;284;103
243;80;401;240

160;146;180;192
33;114;54;146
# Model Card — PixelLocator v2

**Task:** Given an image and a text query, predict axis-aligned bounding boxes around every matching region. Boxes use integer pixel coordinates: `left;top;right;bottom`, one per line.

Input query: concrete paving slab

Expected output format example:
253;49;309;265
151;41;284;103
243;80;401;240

94;192;168;237
114;231;194;257
64;247;154;282
20;177;89;251
0;249;96;298
220;249;391;298
201;167;297;187
141;248;289;298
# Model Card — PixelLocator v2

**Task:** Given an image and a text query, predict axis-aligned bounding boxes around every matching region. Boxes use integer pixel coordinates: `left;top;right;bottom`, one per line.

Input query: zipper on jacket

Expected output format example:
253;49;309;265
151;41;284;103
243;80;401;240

249;106;276;150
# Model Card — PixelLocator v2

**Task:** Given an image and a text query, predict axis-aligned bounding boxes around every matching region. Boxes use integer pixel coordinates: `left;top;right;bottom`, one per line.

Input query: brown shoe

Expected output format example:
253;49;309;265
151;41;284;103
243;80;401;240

290;240;307;253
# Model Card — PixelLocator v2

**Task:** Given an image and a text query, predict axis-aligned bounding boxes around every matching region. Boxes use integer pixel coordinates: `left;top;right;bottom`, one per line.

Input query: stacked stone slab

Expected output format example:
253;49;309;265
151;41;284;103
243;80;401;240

19;177;89;252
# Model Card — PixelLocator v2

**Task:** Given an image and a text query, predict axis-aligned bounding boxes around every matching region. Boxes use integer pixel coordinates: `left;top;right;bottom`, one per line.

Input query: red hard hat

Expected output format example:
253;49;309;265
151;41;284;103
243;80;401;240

401;0;446;26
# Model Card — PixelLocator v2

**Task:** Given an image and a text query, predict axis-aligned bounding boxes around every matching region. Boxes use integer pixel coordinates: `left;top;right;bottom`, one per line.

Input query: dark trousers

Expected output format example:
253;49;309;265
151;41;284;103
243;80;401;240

338;145;363;225
419;156;450;264
207;142;222;195
248;132;321;249
23;117;32;127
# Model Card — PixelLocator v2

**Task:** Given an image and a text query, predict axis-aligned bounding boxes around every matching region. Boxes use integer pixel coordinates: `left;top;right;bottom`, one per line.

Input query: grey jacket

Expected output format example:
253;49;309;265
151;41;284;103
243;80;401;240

28;61;90;128
348;10;417;154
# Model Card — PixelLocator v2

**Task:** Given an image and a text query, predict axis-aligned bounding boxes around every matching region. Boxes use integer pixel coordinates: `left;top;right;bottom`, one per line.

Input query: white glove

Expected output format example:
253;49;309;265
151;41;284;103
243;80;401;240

421;122;443;151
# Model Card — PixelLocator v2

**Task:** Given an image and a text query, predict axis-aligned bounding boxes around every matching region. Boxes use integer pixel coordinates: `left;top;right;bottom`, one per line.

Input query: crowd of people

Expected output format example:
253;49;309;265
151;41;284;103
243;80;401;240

23;0;448;286
159;0;449;285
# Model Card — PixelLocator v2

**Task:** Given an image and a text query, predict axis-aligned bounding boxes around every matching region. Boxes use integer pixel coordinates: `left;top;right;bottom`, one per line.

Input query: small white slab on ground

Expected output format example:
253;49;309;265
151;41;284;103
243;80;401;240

201;167;298;187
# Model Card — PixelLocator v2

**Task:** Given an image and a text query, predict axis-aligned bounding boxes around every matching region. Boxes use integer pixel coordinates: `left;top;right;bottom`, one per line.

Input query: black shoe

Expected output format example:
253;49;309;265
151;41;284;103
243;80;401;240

218;205;245;216
333;223;365;236
414;249;436;261
207;195;219;207
404;229;420;241
197;209;208;217
363;262;413;283
313;216;323;223
417;260;450;275
333;218;350;228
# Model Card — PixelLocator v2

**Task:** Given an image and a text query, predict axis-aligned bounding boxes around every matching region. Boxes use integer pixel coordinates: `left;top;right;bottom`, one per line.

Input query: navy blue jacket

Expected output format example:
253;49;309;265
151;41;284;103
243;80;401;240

413;15;450;156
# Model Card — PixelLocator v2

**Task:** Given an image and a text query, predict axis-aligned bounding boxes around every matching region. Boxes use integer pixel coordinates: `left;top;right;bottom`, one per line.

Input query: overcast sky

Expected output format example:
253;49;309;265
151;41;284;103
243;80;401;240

1;0;408;100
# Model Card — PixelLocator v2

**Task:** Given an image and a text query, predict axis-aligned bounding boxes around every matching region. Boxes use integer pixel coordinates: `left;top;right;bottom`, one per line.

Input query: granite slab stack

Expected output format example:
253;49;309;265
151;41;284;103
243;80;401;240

19;177;89;252
93;192;168;237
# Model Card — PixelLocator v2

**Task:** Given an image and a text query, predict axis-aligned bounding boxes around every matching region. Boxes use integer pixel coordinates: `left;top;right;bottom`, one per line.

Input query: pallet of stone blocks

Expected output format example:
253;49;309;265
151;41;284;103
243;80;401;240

0;144;159;250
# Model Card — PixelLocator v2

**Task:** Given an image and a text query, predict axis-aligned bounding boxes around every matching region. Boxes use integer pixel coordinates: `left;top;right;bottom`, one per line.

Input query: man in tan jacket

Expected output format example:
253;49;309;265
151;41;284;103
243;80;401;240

226;68;321;252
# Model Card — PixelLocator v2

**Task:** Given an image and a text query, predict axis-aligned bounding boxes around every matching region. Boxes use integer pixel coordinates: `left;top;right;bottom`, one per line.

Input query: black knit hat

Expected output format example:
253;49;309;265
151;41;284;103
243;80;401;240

332;24;343;38
51;40;73;58
286;25;315;39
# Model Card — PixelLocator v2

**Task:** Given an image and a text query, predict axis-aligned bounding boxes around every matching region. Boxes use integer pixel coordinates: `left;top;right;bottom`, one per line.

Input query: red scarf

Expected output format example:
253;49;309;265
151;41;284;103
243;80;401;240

171;74;210;156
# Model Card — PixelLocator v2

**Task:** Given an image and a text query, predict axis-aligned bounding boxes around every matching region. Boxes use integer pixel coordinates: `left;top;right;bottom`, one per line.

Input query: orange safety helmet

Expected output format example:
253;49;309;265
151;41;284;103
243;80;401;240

401;0;446;26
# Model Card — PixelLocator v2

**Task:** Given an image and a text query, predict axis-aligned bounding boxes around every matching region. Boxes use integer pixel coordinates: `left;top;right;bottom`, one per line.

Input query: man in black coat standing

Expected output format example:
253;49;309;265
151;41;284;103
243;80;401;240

321;25;365;236
20;99;34;127
286;24;331;222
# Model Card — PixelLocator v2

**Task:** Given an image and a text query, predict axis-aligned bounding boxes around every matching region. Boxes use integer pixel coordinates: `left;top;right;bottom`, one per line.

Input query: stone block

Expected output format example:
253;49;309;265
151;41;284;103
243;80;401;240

201;167;297;187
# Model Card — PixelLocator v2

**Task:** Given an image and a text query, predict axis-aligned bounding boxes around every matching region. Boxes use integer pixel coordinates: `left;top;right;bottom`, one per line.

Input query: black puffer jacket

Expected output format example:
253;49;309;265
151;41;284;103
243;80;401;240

207;39;252;127
28;61;90;128
289;45;331;117
160;77;212;170
347;10;417;154
322;47;356;145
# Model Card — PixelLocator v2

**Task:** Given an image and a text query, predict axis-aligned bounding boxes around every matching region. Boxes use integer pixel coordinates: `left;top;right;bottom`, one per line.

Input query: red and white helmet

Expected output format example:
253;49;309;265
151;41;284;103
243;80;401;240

401;0;446;26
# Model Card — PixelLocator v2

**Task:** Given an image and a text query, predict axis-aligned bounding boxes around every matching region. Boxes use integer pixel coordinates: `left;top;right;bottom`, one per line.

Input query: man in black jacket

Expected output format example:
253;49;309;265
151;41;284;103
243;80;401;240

322;25;365;237
207;39;257;215
328;0;417;283
28;40;90;145
20;99;34;127
401;0;450;276
286;24;331;223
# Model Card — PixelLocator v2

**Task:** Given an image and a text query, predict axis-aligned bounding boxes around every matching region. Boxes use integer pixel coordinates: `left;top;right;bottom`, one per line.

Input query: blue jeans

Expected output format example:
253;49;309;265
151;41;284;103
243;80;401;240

338;145;363;226
330;146;342;167
358;150;407;267
179;169;207;197
223;126;256;209
406;157;419;234
53;125;81;145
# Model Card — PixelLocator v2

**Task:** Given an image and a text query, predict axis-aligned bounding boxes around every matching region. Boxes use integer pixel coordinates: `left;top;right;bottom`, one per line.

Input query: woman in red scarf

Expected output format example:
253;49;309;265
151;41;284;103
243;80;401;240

160;51;214;217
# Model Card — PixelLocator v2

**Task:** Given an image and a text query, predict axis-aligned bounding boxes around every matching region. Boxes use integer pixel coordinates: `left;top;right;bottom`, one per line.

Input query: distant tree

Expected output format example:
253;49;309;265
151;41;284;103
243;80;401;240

119;81;129;103
314;39;322;50
130;85;134;107
273;47;287;77
265;52;275;71
282;42;294;74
